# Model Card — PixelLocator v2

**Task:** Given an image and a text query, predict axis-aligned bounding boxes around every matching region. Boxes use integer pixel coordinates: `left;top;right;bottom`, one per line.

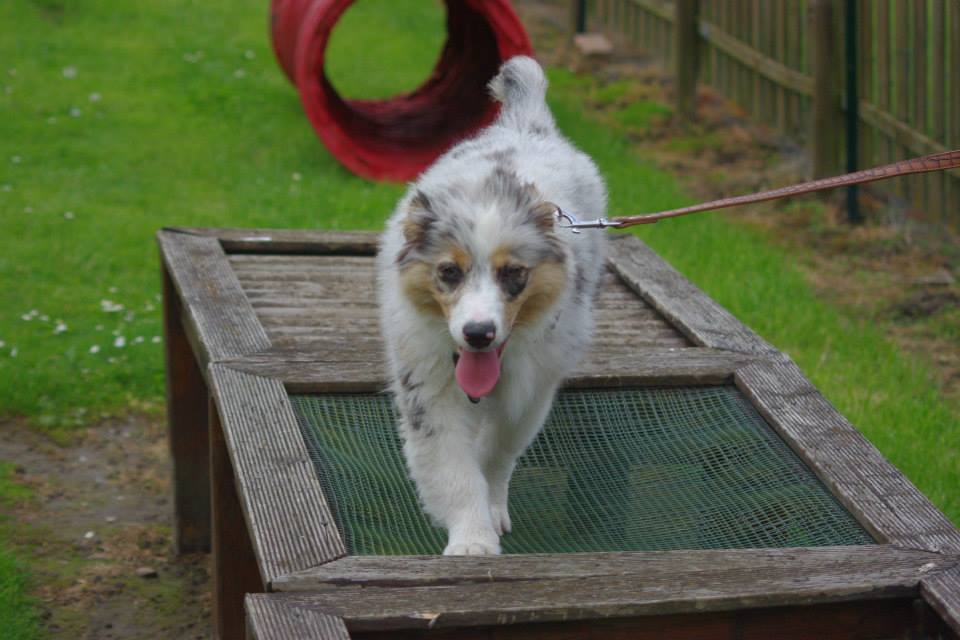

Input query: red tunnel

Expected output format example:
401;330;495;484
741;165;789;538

270;0;534;182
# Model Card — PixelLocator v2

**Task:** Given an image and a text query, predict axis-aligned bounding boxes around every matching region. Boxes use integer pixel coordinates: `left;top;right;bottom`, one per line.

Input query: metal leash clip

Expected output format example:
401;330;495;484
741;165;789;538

555;207;624;231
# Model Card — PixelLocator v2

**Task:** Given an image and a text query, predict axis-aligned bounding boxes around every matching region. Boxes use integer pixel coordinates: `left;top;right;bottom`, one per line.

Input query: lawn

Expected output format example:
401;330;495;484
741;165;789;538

1;0;957;633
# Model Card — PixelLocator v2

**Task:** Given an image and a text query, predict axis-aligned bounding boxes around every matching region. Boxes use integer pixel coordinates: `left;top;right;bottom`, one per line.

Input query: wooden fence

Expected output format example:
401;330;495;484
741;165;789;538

584;0;960;228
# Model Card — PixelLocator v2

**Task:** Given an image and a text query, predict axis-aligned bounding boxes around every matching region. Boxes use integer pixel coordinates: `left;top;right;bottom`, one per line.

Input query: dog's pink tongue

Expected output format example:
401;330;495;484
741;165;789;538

455;348;501;398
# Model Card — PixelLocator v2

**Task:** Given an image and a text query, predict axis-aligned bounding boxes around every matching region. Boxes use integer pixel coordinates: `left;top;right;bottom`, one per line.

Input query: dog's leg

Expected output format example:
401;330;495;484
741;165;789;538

400;400;500;555
484;385;559;537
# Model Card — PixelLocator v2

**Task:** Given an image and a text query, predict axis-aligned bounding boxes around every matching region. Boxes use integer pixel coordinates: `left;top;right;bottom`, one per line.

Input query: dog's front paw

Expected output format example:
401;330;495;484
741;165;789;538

490;503;512;536
443;539;501;556
444;526;501;555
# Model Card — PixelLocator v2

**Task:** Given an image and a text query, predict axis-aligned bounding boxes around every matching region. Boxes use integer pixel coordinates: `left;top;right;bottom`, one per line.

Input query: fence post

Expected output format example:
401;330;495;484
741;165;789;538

810;0;843;178
674;0;700;120
569;0;587;39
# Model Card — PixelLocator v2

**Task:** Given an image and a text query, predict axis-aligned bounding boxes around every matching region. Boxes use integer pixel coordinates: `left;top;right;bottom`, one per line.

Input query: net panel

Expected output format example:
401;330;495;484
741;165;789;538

291;387;873;555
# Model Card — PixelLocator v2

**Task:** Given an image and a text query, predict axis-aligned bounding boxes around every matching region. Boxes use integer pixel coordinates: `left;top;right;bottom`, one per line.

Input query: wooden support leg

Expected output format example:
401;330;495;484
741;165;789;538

163;265;212;554
211;398;264;640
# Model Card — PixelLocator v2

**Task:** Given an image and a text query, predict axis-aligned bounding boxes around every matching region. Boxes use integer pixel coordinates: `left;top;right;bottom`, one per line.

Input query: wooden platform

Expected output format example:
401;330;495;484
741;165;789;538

158;227;960;640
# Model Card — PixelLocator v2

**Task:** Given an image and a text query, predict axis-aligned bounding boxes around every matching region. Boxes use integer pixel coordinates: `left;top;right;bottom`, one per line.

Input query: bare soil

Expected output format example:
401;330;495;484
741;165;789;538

0;416;210;639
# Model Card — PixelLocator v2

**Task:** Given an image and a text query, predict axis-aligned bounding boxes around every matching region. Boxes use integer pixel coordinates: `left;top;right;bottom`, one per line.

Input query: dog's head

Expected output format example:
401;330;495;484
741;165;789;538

396;169;568;399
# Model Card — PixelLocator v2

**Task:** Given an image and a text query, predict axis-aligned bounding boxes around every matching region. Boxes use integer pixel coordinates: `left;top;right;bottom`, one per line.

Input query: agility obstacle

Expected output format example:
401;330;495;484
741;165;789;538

159;228;960;638
269;0;533;181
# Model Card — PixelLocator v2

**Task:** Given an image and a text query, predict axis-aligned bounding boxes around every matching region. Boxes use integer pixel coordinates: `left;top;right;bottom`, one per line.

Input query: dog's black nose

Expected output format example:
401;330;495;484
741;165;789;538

463;321;496;349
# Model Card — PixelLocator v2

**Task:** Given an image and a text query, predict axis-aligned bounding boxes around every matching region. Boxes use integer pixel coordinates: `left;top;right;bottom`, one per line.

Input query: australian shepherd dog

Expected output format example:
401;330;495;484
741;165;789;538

377;57;608;555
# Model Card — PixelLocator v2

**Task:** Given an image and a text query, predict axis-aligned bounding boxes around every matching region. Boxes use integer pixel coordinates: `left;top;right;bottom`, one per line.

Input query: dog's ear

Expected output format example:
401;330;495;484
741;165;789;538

527;200;558;232
398;191;436;263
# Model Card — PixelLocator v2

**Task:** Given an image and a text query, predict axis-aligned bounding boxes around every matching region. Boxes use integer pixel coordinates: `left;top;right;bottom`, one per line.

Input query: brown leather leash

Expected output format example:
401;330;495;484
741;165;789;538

558;149;960;230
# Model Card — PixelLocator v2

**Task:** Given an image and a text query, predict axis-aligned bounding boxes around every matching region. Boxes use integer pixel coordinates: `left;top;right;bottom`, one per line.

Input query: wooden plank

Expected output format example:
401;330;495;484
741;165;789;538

272;545;945;592
857;0;873;180
263;547;945;632
913;0;927;138
810;0;841;178
734;357;960;553
208;365;346;584
607;235;778;355
223;346;758;393
246;594;349;640
157;230;271;368
894;0;911;198
168;226;379;255
211;399;265;640
858;102;960;178
875;0;891;166
341;599;952;639
697;18;813;98
162;263;211;554
231;255;692;350
922;566;960;636
929;0;946;224
673;0;698;120
629;0;672;24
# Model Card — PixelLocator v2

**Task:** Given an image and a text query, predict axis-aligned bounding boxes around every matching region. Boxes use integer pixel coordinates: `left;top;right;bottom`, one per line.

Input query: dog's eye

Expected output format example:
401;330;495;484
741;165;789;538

498;264;528;297
437;262;464;287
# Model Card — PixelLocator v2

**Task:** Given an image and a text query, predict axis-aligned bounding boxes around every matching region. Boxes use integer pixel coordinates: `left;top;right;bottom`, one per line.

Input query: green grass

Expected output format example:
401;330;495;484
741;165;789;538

1;0;958;628
0;463;39;640
0;0;445;427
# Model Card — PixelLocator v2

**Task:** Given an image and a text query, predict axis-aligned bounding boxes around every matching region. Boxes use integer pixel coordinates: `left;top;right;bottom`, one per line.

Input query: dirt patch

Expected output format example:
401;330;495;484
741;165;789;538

0;416;210;639
516;0;960;405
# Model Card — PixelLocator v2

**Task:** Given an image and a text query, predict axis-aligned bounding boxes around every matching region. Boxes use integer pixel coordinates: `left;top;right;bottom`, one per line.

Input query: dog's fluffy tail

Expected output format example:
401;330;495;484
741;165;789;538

488;56;555;133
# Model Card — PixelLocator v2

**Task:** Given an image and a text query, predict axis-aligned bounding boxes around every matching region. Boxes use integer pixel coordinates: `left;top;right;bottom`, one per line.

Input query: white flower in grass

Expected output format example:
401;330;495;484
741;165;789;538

89;345;100;354
9;347;16;358
54;321;67;334
89;92;101;103
83;531;95;539
233;69;246;79
113;336;126;348
11;155;21;164
100;299;124;313
292;172;302;181
0;340;5;348
244;50;255;60
70;107;82;118
107;356;117;364
63;211;75;220
62;66;77;79
151;336;161;344
21;310;38;321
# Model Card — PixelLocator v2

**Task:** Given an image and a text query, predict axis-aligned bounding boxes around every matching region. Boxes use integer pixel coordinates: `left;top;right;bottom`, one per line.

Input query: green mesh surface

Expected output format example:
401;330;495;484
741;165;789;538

291;387;874;555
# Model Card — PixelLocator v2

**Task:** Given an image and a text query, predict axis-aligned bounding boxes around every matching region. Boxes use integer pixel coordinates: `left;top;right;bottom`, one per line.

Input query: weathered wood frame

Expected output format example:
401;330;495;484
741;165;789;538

158;228;960;639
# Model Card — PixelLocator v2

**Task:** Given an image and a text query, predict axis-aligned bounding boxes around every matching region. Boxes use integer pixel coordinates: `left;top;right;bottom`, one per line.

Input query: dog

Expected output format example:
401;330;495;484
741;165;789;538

376;56;608;555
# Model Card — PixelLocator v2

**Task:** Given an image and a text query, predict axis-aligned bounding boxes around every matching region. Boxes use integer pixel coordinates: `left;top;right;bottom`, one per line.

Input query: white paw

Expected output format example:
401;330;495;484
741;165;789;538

443;539;501;555
491;504;512;536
